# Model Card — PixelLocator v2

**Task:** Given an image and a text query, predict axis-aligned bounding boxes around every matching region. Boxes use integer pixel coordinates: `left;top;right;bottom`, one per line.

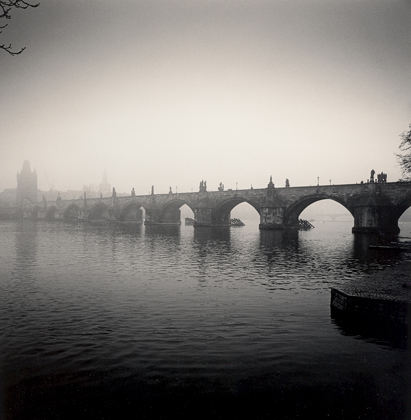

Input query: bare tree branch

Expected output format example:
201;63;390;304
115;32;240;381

0;42;25;55
0;0;39;56
397;124;411;180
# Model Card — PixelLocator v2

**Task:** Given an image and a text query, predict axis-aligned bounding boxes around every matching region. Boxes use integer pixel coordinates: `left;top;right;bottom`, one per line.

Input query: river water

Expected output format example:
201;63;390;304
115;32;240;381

0;219;410;419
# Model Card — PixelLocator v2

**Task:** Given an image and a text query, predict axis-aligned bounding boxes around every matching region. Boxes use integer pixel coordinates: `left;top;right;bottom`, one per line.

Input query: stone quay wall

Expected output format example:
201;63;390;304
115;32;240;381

331;288;411;325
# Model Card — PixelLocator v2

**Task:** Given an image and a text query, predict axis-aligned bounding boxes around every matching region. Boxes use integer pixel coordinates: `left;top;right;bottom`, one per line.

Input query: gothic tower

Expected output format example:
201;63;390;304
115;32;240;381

16;161;38;205
98;170;111;197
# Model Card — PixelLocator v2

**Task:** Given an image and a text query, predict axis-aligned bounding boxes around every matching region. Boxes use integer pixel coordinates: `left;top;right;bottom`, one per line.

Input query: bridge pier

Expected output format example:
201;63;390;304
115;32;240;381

144;207;181;226
192;208;231;227
258;178;297;230
352;205;400;235
259;206;294;230
193;208;212;227
144;208;160;225
211;210;231;227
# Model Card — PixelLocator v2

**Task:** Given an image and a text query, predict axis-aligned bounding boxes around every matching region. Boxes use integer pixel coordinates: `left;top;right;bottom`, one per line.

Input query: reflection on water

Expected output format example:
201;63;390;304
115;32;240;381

353;231;411;270
259;228;300;251
0;220;410;420
193;225;231;243
331;311;409;350
14;220;38;278
145;224;181;237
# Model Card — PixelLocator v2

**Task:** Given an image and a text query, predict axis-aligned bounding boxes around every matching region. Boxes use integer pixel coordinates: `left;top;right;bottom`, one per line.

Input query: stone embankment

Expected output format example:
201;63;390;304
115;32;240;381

331;262;411;325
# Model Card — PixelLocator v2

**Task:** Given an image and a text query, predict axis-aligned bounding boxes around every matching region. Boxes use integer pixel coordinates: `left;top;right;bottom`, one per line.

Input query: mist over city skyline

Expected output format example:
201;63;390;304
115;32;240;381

1;0;410;195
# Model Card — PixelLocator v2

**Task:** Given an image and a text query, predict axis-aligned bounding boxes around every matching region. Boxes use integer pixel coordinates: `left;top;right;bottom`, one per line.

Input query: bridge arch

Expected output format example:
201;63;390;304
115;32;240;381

88;202;110;221
392;191;411;221
212;197;260;226
64;204;80;220
284;195;353;227
118;201;144;222
158;199;194;225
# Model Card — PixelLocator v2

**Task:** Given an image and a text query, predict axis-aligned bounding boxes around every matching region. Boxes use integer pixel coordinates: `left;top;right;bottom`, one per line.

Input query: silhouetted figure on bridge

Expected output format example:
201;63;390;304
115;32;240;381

131;188;135;198
370;169;375;183
199;180;207;193
218;182;224;192
285;179;290;188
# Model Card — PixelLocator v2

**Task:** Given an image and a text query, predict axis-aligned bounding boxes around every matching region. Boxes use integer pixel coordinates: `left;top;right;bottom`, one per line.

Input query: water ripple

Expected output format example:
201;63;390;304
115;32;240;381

1;220;409;419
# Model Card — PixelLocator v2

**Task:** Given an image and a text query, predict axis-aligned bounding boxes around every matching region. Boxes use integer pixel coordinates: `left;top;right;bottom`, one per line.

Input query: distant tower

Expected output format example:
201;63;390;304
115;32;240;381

98;170;111;197
16;161;38;205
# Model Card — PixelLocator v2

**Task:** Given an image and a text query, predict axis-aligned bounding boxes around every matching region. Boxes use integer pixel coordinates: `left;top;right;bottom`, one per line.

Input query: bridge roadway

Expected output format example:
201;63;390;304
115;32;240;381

22;179;411;234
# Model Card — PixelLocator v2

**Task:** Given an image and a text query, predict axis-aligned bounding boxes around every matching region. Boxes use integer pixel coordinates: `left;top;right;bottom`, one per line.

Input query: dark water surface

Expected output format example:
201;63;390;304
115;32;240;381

1;220;410;419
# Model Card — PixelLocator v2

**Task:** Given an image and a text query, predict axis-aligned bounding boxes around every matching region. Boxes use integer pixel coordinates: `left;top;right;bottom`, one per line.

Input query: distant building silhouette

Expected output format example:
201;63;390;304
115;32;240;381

16;161;38;205
98;171;111;197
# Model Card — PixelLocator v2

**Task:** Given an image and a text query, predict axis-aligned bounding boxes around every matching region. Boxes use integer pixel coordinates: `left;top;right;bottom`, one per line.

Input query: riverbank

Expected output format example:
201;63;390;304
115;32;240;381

331;261;411;326
338;261;411;302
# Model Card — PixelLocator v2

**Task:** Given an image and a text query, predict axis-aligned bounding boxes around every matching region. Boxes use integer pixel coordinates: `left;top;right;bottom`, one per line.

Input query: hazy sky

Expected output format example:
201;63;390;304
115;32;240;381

1;0;410;194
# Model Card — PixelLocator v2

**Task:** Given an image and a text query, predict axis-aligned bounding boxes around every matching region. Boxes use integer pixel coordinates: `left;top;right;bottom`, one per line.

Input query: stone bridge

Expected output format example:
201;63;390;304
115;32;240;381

22;178;411;234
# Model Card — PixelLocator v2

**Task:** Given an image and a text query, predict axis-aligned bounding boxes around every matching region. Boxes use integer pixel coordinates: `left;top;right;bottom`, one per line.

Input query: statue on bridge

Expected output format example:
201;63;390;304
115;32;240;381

370;169;375;183
218;182;224;192
285;178;290;188
267;176;275;202
131;188;135;198
151;186;154;195
112;187;116;198
199;180;207;193
377;172;387;183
